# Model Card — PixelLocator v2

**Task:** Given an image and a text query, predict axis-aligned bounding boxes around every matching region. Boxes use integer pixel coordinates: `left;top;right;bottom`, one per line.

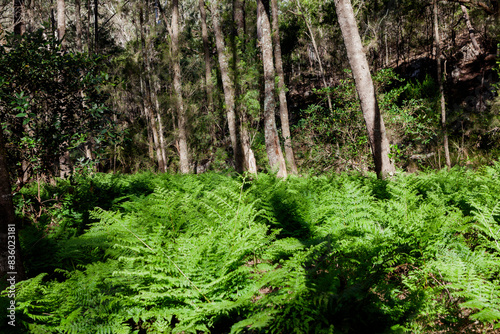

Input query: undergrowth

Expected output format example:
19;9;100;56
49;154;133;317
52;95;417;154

2;166;500;333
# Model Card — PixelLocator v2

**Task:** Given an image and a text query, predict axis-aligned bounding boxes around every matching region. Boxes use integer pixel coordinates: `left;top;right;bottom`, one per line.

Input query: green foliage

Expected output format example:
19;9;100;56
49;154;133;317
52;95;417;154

294;68;436;172
5;168;500;333
0;29;116;182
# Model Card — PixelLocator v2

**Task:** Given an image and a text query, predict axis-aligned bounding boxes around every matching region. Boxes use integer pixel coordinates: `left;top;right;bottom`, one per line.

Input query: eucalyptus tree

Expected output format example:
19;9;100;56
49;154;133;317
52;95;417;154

334;0;395;178
75;0;83;51
210;0;245;173
233;0;257;173
271;0;297;174
433;0;451;169
57;0;65;48
257;0;287;177
171;0;189;173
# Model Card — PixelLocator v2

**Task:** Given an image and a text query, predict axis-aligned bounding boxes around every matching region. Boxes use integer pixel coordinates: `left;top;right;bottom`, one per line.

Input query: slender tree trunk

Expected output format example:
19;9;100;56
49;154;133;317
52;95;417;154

139;76;155;161
140;7;166;173
460;4;481;54
14;0;25;36
56;0;71;177
211;0;245;172
75;0;82;51
0;128;26;283
271;0;297;174
199;0;214;115
87;0;91;53
171;0;189;173
94;0;98;53
233;0;257;174
199;0;216;144
153;77;168;171
257;0;287;178
295;0;333;112
334;0;395;179
433;0;451;169
57;0;65;48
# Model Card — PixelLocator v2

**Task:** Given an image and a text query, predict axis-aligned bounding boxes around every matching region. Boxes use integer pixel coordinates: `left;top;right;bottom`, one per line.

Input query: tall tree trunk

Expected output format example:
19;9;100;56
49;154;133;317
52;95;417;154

0;128;26;283
87;0;91;53
94;0;98;53
271;0;297;174
233;0;257;174
153;78;168;171
57;0;65;48
140;6;166;173
171;0;189;173
433;0;451;169
460;4;481;54
334;0;395;179
257;0;287;178
199;0;214;114
75;0;83;52
211;0;245;173
14;0;25;36
295;0;333;112
199;0;216;144
140;77;155;161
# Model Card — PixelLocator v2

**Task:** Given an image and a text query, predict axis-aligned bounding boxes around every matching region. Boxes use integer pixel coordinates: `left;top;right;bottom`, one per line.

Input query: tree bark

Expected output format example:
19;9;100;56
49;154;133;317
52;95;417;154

211;0;245;173
57;0;66;48
460;4;481;54
87;0;91;53
199;0;216;145
75;0;83;52
233;0;257;174
257;0;287;178
271;0;297;174
334;0;395;179
0;128;26;283
199;0;214;117
171;0;189;173
433;0;451;169
139;6;166;173
94;0;98;53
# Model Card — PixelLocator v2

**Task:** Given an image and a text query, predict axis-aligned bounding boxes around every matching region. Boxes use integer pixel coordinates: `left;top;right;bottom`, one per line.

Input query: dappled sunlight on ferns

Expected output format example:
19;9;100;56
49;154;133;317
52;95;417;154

4;167;500;332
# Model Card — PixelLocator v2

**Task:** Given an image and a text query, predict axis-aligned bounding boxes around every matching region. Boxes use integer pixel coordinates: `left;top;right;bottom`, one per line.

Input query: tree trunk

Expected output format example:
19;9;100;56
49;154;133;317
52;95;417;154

87;0;91;53
59;151;72;178
271;0;297;174
171;0;189;173
57;0;66;48
334;0;395;179
140;6;166;173
257;0;287;178
199;0;214;114
75;0;83;52
14;0;25;36
460;4;481;54
153;77;168;172
0;128;26;283
211;0;245;173
433;0;451;169
199;0;216;144
94;0;98;53
233;0;257;174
